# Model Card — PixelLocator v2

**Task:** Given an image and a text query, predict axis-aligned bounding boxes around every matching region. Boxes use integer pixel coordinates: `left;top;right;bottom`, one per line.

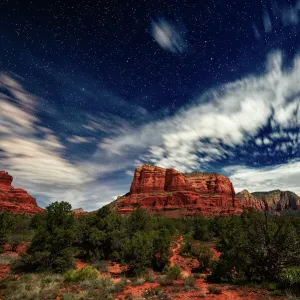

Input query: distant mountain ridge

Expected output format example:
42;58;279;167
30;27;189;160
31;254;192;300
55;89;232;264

251;190;300;211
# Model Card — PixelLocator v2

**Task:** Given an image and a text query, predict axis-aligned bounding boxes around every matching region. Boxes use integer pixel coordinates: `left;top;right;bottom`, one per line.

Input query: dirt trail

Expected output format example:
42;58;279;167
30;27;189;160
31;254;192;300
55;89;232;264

170;235;183;267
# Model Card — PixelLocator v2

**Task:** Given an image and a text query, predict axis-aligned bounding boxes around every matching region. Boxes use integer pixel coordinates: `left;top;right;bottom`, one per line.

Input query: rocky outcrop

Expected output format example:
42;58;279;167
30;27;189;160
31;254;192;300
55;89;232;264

235;190;265;210
114;164;262;217
72;208;89;217
0;171;44;215
252;190;300;211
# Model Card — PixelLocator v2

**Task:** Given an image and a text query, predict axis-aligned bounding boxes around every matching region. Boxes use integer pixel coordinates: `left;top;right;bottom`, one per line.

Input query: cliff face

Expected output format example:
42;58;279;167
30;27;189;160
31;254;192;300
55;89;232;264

252;190;300;211
0;171;44;215
115;164;262;217
235;190;265;210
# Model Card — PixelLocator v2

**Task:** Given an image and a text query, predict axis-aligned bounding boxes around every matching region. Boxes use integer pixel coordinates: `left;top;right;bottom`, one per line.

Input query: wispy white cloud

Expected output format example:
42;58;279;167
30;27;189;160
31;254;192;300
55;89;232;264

2;49;300;209
99;51;300;173
0;73;119;210
67;135;93;144
255;1;300;38
151;18;187;54
263;10;272;32
227;160;300;195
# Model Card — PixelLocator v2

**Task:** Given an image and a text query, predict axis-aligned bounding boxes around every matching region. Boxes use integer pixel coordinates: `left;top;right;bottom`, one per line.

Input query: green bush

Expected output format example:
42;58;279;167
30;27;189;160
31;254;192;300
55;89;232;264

192;245;213;272
184;276;196;287
113;278;127;292
142;287;170;299
166;264;181;280
77;208;172;275
24;202;75;272
280;267;300;293
80;276;115;292
210;212;300;284
208;286;222;294
157;276;174;286
145;273;155;283
64;265;98;283
131;277;146;286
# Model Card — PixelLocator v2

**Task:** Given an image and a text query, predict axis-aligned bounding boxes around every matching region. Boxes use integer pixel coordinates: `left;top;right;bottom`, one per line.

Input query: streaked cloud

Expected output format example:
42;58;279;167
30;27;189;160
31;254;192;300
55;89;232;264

151;18;187;54
99;51;300;175
254;1;300;38
227;160;300;195
67;135;93;144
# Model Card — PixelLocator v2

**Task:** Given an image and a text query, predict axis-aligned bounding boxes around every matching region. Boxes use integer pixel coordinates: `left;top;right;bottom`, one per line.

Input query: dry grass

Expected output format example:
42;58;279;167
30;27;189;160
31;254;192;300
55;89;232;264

0;254;17;266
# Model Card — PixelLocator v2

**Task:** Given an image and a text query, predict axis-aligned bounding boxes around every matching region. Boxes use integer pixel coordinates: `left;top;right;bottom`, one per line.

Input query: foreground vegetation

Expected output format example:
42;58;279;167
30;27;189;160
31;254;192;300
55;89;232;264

0;202;300;298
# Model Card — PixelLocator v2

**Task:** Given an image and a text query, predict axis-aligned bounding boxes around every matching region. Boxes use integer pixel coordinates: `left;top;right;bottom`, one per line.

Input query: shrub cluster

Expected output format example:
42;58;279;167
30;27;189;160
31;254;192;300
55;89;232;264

64;265;99;283
75;207;175;275
209;210;300;292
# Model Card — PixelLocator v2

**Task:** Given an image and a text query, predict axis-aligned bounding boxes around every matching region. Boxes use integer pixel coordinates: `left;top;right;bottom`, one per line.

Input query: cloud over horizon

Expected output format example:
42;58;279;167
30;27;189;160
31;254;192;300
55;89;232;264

1;50;300;210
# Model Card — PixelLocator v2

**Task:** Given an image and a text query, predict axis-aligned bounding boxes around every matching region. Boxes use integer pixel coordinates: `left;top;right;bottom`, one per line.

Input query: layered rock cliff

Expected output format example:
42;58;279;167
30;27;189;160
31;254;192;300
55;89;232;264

252;190;300;211
235;190;265;210
0;171;44;215
114;164;263;217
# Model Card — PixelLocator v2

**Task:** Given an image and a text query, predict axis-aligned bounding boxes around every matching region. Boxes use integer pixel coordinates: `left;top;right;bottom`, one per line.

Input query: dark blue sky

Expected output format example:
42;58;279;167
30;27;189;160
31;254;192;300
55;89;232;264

1;0;300;210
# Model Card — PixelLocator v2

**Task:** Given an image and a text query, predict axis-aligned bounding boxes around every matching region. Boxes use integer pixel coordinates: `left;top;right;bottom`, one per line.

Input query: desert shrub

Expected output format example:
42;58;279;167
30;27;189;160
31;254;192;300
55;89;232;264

22;202;75;272
280;267;300;294
76;209;171;275
180;240;214;272
0;212;33;249
142;287;170;299
208;286;222;294
179;235;193;257
80;276;114;292
113;278;128;292
184;276;196;287
60;291;89;300
64;265;98;283
131;277;146;286
181;216;213;241
166;264;181;280
157;276;174;286
210;211;300;284
89;260;108;272
144;273;155;283
0;273;62;299
193;245;213;272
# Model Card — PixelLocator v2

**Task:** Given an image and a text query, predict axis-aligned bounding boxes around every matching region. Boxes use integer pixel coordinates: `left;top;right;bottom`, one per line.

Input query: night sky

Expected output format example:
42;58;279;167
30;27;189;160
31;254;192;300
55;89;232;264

1;0;300;210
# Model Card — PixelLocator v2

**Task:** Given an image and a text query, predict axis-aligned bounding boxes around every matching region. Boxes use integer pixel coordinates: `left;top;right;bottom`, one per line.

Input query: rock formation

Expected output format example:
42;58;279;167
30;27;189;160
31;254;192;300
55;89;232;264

72;208;89;217
252;190;300;211
235;190;265;210
0;171;44;215
114;164;263;217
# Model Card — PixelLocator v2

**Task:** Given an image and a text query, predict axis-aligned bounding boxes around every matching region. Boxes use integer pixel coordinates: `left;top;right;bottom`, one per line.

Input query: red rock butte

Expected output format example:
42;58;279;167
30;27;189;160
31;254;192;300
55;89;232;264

114;164;264;217
0;171;44;215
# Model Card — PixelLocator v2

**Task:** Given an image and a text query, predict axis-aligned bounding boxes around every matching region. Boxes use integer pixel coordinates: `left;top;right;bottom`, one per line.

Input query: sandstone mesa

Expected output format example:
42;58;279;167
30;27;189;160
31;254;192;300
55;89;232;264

114;164;265;217
1;166;299;216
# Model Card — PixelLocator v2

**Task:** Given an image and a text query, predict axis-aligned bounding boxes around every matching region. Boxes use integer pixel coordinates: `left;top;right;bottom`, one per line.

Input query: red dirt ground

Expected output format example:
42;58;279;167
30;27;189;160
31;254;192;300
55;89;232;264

1;241;28;256
0;265;10;279
0;238;287;300
75;259;87;270
115;236;287;300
